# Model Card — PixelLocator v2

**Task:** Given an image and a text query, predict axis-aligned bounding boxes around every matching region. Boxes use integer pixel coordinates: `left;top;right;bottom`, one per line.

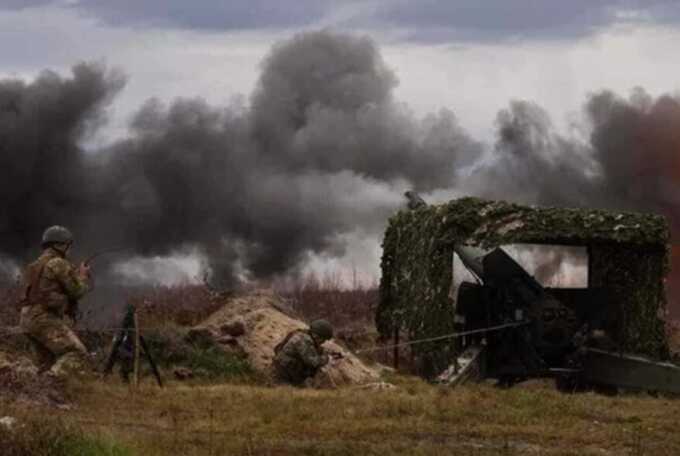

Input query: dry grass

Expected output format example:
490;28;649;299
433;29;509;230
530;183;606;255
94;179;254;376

2;278;680;455
282;287;377;331
126;284;228;327
0;413;131;456
4;376;679;456
104;274;379;333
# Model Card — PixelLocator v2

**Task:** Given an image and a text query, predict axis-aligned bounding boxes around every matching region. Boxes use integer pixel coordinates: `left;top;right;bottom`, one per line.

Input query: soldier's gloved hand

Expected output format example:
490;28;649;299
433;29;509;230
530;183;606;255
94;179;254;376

78;262;91;279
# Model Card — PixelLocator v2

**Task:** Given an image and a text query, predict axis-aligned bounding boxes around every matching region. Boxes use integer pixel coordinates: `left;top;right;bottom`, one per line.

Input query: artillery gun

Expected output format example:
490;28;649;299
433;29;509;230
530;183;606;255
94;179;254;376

438;244;680;393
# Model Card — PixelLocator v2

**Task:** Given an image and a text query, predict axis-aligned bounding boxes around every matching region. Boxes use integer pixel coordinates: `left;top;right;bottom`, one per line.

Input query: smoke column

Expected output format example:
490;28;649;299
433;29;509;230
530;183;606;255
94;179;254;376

467;91;680;315
1;30;679;312
0;31;480;286
471;91;680;228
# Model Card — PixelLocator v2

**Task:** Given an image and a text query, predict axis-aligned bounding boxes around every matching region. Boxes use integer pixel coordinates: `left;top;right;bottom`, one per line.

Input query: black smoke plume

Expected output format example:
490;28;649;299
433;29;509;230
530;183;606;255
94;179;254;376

468;90;680;314
0;31;480;286
1;30;679;311
0;63;125;259
472;90;680;227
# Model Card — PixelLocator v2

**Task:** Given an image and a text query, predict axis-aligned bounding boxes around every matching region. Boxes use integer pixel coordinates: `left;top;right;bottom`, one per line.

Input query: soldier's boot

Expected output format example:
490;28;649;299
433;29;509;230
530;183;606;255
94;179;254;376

33;342;56;374
23;334;56;373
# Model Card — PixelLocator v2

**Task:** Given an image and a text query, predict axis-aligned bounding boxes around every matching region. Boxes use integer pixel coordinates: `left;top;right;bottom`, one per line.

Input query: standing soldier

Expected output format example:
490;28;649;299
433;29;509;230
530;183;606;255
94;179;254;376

272;319;334;386
19;226;92;377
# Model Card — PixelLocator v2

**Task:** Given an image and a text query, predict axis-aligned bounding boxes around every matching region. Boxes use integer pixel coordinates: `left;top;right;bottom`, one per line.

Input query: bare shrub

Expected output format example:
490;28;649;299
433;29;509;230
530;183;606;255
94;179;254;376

125;284;228;328
277;270;378;332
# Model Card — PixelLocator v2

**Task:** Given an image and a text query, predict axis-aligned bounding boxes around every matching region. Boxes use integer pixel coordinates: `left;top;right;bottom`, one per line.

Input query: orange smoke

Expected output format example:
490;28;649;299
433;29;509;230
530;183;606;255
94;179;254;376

628;98;680;318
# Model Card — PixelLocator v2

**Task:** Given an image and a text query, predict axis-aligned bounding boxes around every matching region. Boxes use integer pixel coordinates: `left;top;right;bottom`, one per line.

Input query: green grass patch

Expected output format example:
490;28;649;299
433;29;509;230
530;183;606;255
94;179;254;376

183;344;254;379
0;416;130;456
143;326;257;381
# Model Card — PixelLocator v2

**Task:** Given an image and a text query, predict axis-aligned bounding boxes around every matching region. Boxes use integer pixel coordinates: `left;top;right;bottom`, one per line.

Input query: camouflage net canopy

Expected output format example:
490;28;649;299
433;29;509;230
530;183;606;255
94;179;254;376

378;197;670;375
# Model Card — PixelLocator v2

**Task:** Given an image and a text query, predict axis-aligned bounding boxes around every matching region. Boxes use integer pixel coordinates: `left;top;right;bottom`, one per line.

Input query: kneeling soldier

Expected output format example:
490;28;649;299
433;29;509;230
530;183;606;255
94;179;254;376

19;226;92;377
272;319;334;386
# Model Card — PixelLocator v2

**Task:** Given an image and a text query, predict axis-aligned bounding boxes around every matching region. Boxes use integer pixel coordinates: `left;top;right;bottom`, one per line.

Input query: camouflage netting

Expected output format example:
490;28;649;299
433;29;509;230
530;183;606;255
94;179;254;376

378;197;670;376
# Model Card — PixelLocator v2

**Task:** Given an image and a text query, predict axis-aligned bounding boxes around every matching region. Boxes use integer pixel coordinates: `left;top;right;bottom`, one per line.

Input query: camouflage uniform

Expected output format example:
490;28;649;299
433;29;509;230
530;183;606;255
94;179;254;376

19;247;90;377
272;330;329;386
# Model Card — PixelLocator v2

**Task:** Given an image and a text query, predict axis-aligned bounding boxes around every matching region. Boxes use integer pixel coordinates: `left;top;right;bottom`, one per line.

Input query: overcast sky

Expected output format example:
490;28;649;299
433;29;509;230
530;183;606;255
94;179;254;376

3;0;680;143
2;0;680;283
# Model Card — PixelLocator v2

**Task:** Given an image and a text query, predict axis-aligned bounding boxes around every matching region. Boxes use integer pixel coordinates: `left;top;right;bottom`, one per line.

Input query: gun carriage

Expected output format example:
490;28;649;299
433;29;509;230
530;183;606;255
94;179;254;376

443;244;680;392
378;196;679;393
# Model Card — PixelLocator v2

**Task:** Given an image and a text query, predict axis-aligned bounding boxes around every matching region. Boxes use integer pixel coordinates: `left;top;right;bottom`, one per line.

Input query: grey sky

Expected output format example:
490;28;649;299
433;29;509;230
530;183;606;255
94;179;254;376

62;0;343;30
0;0;51;9
372;0;680;42
3;0;680;43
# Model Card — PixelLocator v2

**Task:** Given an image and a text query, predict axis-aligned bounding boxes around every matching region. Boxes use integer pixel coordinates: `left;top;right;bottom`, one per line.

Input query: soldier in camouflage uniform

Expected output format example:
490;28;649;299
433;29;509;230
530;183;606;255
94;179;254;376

272;319;333;386
19;226;92;377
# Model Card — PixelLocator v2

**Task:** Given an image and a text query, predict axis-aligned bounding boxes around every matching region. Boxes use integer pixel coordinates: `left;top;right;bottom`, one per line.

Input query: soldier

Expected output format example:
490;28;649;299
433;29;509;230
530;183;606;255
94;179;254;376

404;190;427;210
272;319;334;386
19;226;92;377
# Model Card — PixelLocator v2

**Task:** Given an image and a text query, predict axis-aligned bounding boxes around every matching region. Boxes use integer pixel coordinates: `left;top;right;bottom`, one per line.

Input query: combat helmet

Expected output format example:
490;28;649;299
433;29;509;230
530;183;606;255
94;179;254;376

41;225;74;247
309;319;333;341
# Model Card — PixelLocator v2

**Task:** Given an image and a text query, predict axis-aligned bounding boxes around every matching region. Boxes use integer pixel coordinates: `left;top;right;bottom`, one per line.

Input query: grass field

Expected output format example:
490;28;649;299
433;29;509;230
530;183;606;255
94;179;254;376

4;375;680;456
3;283;680;455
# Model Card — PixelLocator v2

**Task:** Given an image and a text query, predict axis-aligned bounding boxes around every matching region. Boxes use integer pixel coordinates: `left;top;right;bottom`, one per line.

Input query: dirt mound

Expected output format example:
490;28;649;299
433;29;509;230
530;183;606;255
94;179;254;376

0;332;69;408
196;289;382;386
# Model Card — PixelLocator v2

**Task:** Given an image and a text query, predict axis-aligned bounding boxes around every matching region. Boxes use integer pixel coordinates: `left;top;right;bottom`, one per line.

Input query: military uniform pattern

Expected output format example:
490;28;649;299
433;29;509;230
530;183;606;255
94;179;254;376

272;330;329;386
33;249;88;314
19;248;90;376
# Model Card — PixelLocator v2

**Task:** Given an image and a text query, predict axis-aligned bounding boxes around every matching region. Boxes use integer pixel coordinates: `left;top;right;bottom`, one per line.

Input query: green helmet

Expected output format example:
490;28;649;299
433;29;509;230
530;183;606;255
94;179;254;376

309;319;333;340
41;225;74;247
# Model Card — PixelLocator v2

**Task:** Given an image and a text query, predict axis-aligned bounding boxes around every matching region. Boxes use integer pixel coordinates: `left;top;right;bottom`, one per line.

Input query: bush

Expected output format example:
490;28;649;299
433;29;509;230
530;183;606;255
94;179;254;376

182;344;254;379
143;326;256;381
0;416;130;456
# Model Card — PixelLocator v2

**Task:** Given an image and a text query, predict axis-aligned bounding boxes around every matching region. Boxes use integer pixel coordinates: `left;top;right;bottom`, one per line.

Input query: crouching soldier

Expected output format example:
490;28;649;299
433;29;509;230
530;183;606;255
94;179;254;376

272;319;334;386
19;226;92;378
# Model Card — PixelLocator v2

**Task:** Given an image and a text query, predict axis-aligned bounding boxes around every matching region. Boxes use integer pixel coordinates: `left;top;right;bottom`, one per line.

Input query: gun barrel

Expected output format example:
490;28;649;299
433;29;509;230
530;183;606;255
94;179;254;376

84;246;130;265
454;245;491;279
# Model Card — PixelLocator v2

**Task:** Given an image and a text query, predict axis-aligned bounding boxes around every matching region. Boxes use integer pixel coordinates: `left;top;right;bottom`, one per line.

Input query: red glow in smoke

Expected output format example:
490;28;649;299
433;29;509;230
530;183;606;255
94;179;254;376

626;98;680;318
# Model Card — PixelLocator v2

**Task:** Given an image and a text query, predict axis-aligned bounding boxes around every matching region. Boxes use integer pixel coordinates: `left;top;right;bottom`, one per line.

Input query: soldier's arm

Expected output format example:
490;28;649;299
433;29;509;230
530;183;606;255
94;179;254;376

293;335;329;369
46;258;89;300
18;267;32;305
